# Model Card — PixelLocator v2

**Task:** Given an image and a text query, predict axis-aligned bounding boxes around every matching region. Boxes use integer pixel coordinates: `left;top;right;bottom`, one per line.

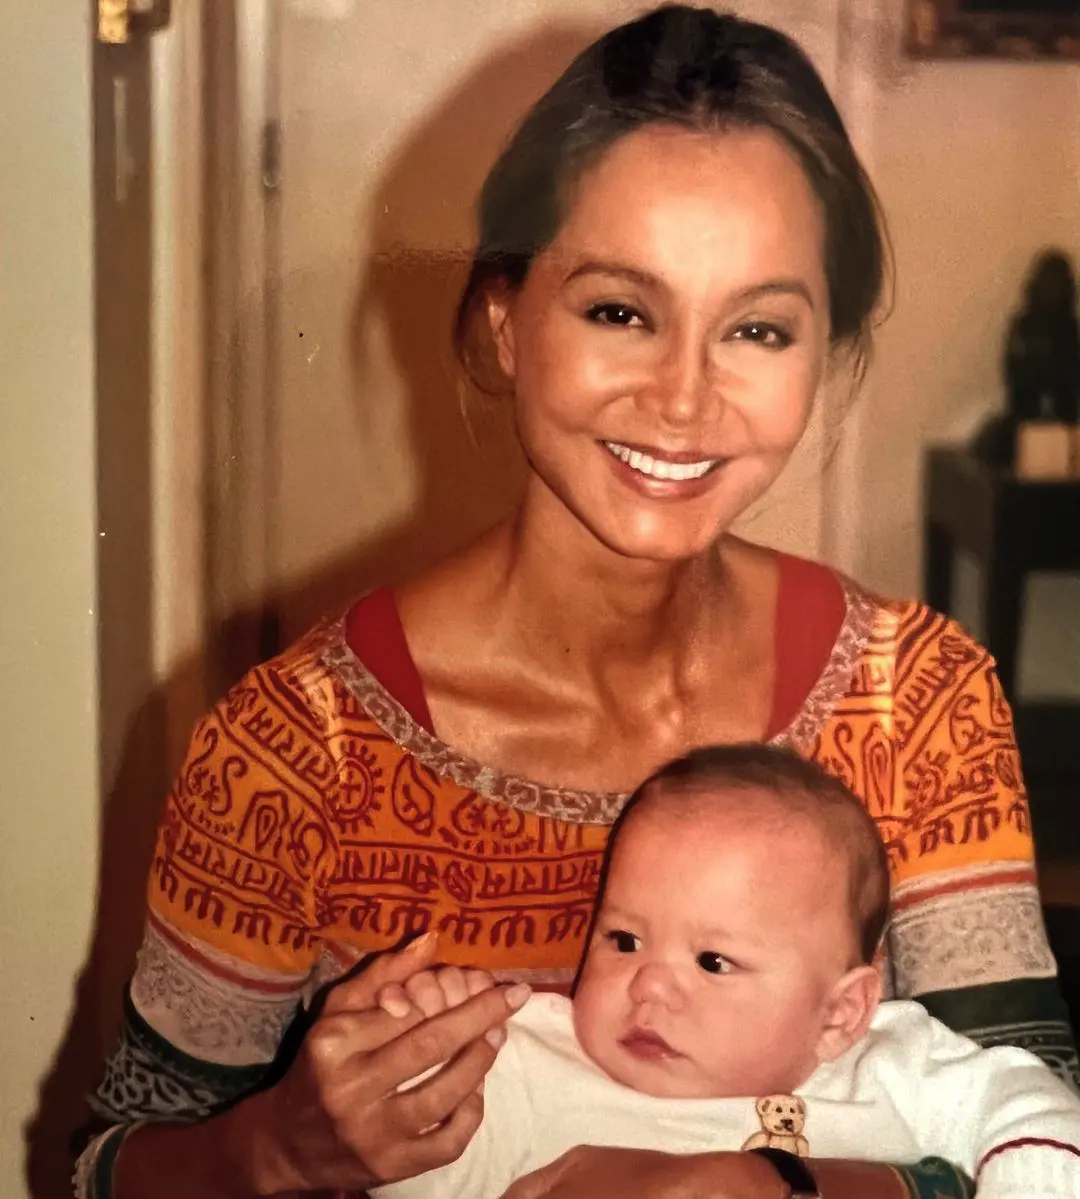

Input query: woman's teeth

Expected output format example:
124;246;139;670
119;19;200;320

603;441;717;482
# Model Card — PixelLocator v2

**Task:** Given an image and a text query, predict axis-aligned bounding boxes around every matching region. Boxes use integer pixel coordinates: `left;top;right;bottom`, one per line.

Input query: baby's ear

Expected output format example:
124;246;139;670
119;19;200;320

815;964;882;1065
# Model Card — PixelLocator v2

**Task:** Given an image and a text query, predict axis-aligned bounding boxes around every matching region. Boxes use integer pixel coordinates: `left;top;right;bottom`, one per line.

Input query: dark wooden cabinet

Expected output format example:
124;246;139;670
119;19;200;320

923;446;1080;702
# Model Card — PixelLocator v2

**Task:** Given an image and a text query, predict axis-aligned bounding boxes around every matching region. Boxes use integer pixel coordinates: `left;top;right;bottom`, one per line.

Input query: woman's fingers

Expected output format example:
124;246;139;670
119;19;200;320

311;973;528;1099
367;1088;486;1184
365;982;530;1094
389;1036;500;1134
500;1154;572;1199
323;932;439;1015
258;941;526;1194
304;1003;436;1095
410;1088;486;1172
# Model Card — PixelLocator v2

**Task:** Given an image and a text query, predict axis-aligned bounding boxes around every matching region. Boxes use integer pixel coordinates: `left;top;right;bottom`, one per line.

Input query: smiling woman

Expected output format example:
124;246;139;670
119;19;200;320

77;7;1077;1199
481;125;829;564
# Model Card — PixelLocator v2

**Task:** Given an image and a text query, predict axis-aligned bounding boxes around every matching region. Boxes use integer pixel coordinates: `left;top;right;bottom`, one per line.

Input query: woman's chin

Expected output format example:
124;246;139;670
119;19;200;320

586;513;732;564
552;468;771;564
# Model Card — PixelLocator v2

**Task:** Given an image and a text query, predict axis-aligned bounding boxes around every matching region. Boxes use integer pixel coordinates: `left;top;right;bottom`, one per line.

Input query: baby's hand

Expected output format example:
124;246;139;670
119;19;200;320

376;964;496;1021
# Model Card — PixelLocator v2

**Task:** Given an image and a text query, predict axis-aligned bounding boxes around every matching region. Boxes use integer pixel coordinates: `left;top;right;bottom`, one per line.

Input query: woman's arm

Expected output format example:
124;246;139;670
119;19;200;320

498;1146;925;1199
78;938;527;1198
73;994;274;1197
815;604;1077;1086
74;653;525;1197
882;618;1078;1089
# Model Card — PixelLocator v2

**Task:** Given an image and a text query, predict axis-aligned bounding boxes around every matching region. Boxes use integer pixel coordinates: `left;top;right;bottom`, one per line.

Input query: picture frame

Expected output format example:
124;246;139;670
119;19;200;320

906;0;1080;59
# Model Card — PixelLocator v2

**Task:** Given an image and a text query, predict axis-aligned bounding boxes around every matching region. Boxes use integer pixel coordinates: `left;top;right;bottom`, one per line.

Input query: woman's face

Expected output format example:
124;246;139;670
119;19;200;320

488;123;831;562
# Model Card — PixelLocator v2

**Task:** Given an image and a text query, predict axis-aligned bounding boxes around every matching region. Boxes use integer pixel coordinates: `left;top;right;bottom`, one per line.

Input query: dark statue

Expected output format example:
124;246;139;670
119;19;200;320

972;249;1080;468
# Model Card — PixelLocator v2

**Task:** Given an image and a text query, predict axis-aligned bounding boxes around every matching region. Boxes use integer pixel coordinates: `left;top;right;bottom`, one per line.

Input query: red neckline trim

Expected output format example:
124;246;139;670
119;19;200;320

344;552;845;745
344;585;435;733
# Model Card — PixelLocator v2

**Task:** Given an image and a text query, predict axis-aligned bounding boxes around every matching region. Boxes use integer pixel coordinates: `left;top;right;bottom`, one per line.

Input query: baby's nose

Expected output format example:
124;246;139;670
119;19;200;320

627;960;684;1007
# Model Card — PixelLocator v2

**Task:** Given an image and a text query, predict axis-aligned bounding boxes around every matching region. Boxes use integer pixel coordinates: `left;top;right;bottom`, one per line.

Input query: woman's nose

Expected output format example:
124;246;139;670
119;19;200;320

627;959;684;1009
640;329;717;428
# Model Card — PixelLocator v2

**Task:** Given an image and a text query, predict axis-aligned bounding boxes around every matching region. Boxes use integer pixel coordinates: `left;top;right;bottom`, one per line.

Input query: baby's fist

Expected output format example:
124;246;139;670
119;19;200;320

376;964;496;1020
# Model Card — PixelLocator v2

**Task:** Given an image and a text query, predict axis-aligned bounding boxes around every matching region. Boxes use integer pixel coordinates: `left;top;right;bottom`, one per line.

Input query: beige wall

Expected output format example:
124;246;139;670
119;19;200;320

844;19;1080;697
0;3;98;1197
860;49;1080;597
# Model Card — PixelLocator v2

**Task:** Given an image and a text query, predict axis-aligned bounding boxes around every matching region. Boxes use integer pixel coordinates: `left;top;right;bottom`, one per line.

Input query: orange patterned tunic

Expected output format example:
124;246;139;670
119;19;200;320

85;559;1077;1169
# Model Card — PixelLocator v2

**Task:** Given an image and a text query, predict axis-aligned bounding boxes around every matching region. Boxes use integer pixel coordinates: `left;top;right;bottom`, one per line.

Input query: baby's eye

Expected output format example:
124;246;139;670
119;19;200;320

586;302;646;328
605;929;641;953
697;950;734;975
730;321;793;350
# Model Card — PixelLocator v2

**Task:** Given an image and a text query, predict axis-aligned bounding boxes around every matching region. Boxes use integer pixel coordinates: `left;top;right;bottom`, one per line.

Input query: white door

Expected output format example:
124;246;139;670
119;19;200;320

235;0;851;646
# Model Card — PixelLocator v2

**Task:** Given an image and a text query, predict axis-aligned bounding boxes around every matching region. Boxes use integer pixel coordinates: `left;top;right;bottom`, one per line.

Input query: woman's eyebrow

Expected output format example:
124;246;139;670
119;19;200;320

563;260;661;291
731;278;816;309
563;261;815;310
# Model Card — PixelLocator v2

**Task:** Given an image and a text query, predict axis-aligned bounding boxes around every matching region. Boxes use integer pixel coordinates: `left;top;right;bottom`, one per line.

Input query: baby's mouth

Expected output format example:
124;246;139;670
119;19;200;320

618;1027;679;1061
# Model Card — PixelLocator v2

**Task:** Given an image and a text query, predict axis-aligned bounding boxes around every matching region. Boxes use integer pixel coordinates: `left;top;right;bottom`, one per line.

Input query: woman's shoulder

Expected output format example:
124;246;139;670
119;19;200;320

217;591;421;734
774;554;1012;760
771;550;992;693
182;601;426;832
213;611;362;745
841;575;997;682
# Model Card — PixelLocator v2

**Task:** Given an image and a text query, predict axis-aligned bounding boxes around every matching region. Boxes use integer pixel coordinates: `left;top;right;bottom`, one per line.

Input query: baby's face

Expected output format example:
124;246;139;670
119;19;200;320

573;794;859;1099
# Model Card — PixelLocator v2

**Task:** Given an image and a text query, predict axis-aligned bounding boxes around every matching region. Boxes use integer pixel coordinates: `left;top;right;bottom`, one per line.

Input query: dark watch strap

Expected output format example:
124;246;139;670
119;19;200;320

748;1147;821;1198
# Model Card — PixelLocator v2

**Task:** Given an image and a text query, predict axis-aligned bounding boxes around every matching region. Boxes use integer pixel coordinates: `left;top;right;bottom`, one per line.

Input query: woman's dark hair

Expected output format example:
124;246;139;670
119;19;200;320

455;4;889;382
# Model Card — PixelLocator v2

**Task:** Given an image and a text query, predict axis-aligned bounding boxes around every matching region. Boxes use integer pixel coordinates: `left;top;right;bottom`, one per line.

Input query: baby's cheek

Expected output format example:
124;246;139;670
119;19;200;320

571;979;609;1057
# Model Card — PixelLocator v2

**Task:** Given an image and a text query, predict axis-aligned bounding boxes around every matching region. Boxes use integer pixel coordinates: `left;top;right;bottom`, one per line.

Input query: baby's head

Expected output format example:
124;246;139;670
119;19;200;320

573;744;889;1099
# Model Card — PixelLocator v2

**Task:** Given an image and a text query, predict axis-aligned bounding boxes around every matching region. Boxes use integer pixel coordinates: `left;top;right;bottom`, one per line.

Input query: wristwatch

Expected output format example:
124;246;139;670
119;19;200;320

748;1147;821;1198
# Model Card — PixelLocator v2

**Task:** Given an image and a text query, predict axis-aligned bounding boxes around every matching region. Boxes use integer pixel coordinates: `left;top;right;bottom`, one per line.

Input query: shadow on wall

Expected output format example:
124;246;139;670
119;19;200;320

23;22;600;1196
272;21;608;645
24;676;174;1199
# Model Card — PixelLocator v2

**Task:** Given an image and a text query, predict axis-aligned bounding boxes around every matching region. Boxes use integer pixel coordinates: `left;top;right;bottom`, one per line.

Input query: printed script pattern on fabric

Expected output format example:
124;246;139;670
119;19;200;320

136;590;1053;1070
148;619;611;1054
813;598;1051;1001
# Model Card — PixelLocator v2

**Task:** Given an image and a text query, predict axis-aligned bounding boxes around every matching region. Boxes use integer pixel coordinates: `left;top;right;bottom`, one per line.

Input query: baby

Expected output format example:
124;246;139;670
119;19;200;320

371;744;1080;1199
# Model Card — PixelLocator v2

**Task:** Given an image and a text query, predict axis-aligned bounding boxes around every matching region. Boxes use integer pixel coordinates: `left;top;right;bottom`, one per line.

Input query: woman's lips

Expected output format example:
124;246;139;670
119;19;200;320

618;1028;679;1061
600;441;727;501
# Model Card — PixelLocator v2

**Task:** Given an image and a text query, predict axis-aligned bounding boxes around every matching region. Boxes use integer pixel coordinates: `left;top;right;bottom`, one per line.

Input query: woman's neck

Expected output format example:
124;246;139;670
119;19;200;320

488;490;737;687
397;479;778;780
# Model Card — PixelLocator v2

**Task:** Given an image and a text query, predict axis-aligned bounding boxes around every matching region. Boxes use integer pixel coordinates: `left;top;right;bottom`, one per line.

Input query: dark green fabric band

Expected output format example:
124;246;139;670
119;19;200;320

891;1156;976;1199
917;976;1079;1091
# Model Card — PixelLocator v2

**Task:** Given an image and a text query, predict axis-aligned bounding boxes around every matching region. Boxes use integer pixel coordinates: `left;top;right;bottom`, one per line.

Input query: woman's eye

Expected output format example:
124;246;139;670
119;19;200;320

586;302;645;328
605;929;641;953
697;951;733;975
730;321;793;350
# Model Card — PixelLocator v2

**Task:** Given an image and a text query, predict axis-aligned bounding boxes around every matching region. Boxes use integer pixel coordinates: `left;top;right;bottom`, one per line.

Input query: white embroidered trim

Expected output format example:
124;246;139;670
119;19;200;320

130;921;306;1065
889;882;1057;996
72;1122;149;1199
315;574;873;824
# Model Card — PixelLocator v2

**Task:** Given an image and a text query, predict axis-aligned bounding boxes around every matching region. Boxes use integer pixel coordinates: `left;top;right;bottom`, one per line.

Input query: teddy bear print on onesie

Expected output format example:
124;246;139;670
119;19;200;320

741;1095;811;1157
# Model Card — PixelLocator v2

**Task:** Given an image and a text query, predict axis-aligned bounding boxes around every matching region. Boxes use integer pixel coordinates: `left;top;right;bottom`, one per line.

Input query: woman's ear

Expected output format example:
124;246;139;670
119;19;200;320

485;284;518;381
814;964;882;1065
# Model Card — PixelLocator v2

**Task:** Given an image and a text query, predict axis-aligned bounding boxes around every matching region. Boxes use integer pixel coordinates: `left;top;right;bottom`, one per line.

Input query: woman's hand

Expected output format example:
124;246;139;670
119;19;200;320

500;1147;786;1199
237;933;529;1194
